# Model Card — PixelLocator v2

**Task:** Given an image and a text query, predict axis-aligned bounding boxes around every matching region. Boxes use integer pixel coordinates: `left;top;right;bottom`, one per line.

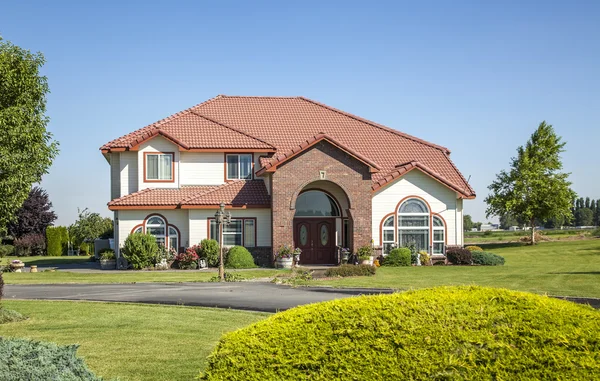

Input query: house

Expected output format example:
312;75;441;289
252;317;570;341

101;95;476;265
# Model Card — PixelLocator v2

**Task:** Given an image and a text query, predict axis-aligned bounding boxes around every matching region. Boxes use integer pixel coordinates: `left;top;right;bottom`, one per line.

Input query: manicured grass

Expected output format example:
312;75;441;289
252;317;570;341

3;269;289;284
306;239;600;298
465;229;594;244
0;300;269;381
1;255;93;266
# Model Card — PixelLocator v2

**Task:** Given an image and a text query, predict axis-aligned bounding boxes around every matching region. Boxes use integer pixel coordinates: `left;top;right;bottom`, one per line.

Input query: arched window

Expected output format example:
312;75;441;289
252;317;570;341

381;216;395;254
432;216;445;254
133;226;143;234
168;226;179;251
398;198;429;253
146;216;166;247
295;190;340;217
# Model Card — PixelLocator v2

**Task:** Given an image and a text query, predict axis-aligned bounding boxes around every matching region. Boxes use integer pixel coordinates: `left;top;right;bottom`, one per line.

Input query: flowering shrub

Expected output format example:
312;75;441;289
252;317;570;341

275;244;294;259
176;248;199;269
419;250;431;266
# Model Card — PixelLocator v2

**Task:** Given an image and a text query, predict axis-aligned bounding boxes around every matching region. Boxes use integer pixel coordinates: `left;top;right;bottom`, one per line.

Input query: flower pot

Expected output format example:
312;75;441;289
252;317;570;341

360;257;374;266
100;259;116;270
10;263;25;272
30;265;38;273
276;257;294;269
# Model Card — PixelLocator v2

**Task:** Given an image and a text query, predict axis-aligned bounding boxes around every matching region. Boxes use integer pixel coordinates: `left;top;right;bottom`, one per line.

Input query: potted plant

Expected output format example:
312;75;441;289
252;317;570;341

340;247;350;264
275;245;295;269
99;249;116;270
10;259;25;272
357;245;374;265
292;247;302;266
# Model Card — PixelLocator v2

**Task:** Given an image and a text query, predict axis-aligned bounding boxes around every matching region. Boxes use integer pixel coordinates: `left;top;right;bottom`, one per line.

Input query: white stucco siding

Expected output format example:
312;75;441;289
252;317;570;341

110;153;120;200
180;152;224;185
116;209;190;254
137;137;180;189
188;208;272;247
371;170;460;247
119;151;138;196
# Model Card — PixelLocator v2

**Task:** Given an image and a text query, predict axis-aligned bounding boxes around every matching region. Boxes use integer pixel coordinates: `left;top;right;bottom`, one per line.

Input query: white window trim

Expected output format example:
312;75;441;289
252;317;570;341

210;218;256;247
146;153;173;181
432;216;445;255
398;198;430;253
226;154;253;180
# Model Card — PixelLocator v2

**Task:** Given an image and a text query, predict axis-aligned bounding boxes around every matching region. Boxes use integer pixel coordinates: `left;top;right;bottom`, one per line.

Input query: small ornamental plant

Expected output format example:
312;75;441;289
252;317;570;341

275;244;294;259
176;248;199;269
356;245;373;260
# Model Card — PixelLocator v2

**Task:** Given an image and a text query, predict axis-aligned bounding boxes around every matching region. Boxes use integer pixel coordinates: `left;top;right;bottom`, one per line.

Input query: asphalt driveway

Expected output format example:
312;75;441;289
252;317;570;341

3;282;393;312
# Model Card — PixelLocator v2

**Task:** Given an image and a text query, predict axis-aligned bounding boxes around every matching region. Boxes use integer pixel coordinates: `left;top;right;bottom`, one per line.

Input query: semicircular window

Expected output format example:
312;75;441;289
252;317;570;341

295;190;340;217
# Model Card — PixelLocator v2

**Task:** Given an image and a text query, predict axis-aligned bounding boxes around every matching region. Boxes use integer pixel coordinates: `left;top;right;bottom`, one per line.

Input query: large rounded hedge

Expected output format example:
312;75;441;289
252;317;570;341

225;246;257;269
201;286;600;380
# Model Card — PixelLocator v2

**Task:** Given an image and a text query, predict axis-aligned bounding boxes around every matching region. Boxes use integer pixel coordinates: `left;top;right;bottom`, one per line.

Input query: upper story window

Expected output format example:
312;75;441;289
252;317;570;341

226;154;252;180
145;152;174;182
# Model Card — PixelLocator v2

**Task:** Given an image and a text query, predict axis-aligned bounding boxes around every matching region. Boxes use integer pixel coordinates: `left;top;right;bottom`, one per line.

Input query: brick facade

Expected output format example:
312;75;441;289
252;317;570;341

270;141;373;260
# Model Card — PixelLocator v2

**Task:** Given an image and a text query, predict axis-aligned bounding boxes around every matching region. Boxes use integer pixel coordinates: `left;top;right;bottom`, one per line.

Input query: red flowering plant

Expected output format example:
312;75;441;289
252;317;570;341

175;247;199;269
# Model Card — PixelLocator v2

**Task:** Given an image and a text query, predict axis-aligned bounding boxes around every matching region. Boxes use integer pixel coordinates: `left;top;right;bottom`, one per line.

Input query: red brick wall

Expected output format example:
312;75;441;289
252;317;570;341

270;141;373;260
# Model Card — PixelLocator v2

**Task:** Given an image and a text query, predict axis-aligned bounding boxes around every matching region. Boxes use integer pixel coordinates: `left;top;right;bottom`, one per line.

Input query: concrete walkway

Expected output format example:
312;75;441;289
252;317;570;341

4;283;393;312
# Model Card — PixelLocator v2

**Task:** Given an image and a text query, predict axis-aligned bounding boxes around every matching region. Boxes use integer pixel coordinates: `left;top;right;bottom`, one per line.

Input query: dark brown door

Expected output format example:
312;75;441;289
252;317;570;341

293;219;336;264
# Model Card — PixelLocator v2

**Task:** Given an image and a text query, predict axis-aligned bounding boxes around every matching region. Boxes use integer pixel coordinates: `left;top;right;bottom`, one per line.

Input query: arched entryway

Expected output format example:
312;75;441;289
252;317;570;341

292;182;350;264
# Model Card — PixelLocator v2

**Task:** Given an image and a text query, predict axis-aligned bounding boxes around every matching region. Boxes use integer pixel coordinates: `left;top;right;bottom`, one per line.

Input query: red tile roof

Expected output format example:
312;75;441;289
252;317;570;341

102;95;475;198
108;181;270;210
256;133;380;176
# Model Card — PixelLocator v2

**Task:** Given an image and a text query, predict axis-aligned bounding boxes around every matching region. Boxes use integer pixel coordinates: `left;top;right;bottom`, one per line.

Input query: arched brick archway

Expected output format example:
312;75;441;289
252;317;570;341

270;140;373;263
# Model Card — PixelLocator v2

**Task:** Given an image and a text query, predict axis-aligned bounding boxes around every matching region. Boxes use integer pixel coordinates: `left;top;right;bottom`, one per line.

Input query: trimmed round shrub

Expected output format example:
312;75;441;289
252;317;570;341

382;248;411;266
0;338;102;380
472;251;505;266
200;286;600;380
200;239;220;267
465;245;483;252
122;232;159;269
446;247;472;265
225;246;257;269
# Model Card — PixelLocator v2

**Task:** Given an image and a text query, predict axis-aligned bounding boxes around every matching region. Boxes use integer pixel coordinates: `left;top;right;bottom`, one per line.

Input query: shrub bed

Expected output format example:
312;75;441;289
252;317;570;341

324;264;376;277
0;338;102;380
472;251;506;266
0;244;14;258
225;246;257;269
382;248;411;266
446;247;472;265
200;286;600;380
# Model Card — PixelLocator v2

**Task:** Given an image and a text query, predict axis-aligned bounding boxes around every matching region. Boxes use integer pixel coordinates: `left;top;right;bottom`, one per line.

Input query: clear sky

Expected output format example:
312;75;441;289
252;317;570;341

1;0;598;226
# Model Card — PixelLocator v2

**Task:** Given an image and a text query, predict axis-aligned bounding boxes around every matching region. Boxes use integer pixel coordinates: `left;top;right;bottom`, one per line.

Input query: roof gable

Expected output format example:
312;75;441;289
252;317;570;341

101;95;475;198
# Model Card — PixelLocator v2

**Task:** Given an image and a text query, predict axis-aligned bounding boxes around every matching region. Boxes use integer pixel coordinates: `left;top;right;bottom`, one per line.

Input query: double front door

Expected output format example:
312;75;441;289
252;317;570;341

293;218;336;264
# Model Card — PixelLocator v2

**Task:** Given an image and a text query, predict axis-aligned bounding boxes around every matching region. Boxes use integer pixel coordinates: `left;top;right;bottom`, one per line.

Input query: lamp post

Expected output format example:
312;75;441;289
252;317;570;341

214;202;232;281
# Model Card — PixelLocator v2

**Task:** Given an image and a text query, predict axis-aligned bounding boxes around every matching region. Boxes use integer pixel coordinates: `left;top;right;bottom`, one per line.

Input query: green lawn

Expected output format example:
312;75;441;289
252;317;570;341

306;239;600;298
465;228;596;244
0;300;269;381
3;269;289;284
1;255;93;266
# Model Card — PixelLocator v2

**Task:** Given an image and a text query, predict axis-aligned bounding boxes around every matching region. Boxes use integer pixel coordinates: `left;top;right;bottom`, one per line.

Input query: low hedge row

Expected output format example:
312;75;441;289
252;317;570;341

324;264;376;277
200;286;600;380
0;338;102;380
472;251;505;266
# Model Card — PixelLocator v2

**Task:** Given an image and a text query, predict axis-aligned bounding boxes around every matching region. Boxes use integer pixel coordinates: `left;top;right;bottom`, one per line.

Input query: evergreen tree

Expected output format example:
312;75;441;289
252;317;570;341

486;122;575;244
585;197;591;209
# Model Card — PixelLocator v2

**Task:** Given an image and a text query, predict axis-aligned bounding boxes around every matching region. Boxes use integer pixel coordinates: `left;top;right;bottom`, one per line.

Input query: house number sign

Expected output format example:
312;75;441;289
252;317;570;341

319;170;326;180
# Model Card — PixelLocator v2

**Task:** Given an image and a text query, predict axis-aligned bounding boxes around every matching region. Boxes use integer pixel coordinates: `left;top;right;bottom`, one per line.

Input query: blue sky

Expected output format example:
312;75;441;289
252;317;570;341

1;0;598;226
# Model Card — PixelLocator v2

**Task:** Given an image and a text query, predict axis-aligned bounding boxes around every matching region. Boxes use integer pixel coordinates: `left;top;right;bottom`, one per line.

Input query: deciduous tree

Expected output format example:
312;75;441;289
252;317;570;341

69;208;113;247
7;186;56;238
0;38;59;234
485;122;576;244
